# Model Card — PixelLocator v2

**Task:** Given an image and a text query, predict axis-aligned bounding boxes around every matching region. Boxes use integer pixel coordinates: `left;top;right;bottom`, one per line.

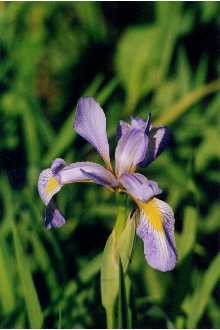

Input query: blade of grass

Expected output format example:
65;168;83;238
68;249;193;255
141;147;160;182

97;77;119;104
178;206;197;262
186;253;220;328
35;108;55;146
58;306;62;329
0;236;16;314
156;79;220;125
101;230;119;329
82;73;104;96
43;113;76;166
12;221;43;328
118;257;129;328
79;253;102;283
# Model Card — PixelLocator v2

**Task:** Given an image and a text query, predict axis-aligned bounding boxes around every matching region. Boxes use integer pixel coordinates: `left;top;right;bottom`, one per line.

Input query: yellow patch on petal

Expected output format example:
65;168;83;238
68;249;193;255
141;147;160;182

138;198;163;232
45;177;60;196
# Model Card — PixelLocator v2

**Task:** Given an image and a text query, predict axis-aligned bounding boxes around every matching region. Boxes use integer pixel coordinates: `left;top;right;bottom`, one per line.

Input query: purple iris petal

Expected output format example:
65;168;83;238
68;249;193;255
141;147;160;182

117;114;151;140
73;97;112;169
131;114;151;133
120;172;162;202
51;158;66;175
117;120;131;139
115;128;148;177
58;161;117;188
136;198;177;272
45;201;66;229
38;168;62;205
38;160;117;229
140;126;171;166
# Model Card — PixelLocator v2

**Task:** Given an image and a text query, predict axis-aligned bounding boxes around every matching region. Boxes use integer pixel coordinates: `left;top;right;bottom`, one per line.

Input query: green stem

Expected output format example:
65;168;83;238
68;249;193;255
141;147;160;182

106;307;113;329
118;259;129;329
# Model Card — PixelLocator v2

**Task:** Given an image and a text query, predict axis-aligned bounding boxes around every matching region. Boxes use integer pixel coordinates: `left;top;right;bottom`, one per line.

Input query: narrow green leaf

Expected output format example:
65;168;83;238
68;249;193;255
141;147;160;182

101;230;119;308
43;113;76;166
156;80;220;125
118;257;129;328
125;276;134;329
117;211;136;273
0;236;15;314
200;204;220;234
178;206;197;262
22;106;40;185
58;306;62;329
194;55;208;88
114;206;127;241
35;109;55;146
115;25;161;113
101;230;119;328
101;210;136;328
144;267;164;300
79;253;102;283
82;74;104;96
177;47;192;94
96;77;119;104
187;253;220;328
12;222;43;328
22;107;40;164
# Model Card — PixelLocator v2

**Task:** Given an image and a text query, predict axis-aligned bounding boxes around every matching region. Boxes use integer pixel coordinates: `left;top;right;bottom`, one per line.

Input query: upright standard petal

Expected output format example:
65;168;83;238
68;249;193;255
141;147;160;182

74;97;112;169
136;198;177;272
131;114;151;133
141;126;171;166
115;129;148;178
58;162;117;188
120;172;162;202
117;114;151;140
117;120;131;139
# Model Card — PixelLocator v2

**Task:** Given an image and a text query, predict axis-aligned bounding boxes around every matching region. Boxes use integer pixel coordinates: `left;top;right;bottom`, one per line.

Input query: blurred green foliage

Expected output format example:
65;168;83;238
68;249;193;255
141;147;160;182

0;2;220;328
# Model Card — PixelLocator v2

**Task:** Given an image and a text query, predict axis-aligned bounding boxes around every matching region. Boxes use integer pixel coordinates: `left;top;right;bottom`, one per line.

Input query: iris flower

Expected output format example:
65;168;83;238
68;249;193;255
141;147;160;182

38;97;176;272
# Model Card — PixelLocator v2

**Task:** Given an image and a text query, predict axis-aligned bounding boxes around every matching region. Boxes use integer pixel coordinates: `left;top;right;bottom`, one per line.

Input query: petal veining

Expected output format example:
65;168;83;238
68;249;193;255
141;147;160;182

131;114;151;133
115;128;148;177
58;161;117;188
38;168;62;205
120;172;162;202
136;198;177;272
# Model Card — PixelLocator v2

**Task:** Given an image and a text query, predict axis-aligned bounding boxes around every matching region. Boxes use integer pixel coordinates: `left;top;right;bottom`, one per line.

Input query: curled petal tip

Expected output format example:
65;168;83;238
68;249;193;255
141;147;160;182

51;158;66;175
45;202;66;229
141;126;171;167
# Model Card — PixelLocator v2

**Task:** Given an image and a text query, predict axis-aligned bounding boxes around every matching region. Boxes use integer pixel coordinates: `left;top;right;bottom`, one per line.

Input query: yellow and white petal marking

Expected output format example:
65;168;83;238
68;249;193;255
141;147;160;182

38;169;62;205
136;198;177;272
